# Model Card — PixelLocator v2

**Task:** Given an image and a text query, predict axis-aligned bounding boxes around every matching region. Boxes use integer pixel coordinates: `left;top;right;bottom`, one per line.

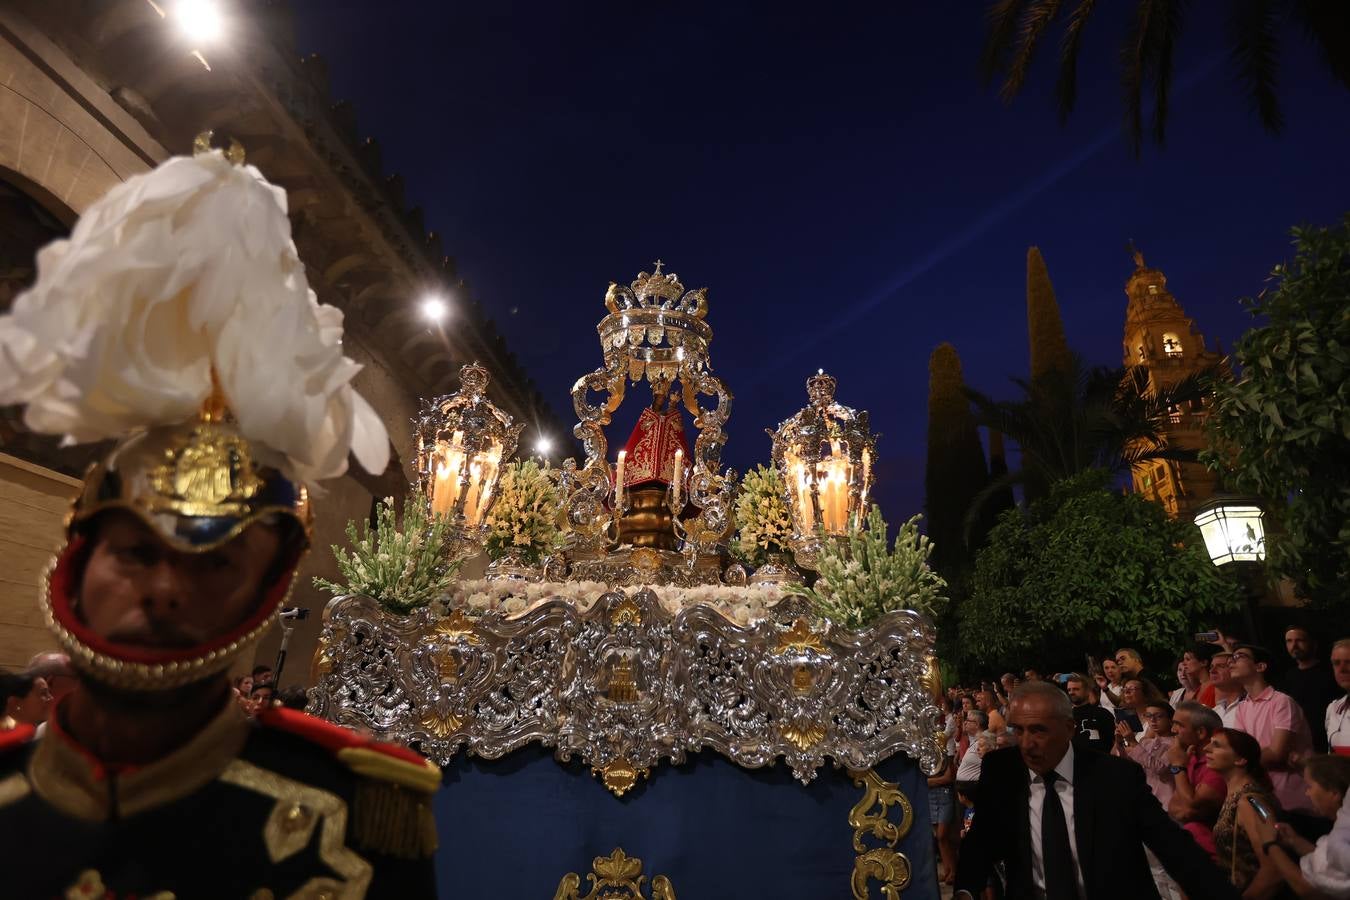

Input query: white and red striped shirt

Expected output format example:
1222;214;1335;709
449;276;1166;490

1328;694;1350;757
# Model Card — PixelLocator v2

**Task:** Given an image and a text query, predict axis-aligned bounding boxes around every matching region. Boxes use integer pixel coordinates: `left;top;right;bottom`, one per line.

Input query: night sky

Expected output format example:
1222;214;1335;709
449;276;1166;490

289;1;1350;524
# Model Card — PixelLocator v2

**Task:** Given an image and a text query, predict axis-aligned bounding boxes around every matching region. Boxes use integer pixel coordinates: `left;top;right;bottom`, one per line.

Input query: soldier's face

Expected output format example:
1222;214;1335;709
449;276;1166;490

78;512;281;650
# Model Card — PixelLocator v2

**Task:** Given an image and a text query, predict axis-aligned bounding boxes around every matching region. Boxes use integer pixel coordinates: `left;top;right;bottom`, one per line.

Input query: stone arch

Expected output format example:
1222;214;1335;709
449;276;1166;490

0;82;126;214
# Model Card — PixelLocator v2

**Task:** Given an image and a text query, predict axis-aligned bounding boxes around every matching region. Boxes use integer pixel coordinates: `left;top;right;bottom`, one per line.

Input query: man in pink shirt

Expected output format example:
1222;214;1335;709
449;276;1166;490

1231;644;1314;812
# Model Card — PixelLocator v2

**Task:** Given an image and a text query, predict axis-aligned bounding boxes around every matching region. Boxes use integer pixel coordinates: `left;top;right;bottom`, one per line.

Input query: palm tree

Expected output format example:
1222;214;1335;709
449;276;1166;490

961;356;1216;531
982;0;1350;154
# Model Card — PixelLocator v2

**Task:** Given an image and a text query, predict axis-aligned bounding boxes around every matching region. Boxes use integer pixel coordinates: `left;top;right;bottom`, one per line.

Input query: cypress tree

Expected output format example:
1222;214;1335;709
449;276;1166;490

925;343;990;575
1023;246;1074;504
1026;246;1073;382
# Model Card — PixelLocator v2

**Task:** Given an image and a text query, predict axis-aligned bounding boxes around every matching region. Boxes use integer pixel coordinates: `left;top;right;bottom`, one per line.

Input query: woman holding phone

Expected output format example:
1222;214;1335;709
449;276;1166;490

1209;728;1284;896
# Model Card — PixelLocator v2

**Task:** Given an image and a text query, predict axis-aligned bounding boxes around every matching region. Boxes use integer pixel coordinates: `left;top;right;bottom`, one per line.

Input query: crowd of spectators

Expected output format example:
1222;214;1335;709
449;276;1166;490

935;627;1350;897
231;665;308;714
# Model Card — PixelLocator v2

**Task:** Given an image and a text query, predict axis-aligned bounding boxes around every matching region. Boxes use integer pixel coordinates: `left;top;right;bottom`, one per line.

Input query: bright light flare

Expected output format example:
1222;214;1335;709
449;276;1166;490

535;436;554;455
421;295;449;323
173;0;225;44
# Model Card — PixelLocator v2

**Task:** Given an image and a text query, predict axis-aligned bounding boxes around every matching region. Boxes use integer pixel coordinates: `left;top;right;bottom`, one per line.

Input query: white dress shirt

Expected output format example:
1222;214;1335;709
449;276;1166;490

1029;744;1087;898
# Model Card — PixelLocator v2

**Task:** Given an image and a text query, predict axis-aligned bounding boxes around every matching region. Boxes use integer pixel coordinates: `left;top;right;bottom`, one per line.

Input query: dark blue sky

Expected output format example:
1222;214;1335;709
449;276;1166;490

291;1;1350;523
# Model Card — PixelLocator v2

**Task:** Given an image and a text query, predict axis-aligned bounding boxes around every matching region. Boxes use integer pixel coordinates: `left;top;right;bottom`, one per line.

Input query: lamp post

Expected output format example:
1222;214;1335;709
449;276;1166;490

414;363;524;562
768;370;878;570
1192;494;1267;640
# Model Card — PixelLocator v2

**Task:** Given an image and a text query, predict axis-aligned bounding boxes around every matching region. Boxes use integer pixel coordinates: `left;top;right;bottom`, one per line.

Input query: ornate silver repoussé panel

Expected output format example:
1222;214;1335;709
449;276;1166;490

310;591;944;795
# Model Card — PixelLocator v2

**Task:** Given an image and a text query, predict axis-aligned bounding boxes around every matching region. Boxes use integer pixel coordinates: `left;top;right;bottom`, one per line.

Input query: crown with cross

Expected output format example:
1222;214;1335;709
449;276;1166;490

632;259;686;304
598;260;714;376
605;260;708;319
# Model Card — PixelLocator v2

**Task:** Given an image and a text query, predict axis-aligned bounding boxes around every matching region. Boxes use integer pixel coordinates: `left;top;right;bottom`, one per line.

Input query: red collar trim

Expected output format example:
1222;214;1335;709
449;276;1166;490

45;699;138;782
49;537;296;667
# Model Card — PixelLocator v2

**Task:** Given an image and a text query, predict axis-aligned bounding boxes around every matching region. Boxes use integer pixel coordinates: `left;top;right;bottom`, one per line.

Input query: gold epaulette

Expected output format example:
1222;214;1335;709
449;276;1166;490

338;747;440;860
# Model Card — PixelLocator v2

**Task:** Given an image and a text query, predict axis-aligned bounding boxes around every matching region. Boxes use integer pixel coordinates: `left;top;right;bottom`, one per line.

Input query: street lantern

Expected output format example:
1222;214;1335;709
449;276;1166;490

1192;496;1267;567
768;370;877;570
414;363;524;561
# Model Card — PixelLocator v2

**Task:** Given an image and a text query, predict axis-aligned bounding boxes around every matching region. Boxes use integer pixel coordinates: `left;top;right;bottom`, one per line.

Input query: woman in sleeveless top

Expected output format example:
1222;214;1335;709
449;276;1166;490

1208;728;1284;896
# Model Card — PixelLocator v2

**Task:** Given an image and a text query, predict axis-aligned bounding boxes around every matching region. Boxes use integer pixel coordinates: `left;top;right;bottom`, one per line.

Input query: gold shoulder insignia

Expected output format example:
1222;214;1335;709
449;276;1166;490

337;747;440;860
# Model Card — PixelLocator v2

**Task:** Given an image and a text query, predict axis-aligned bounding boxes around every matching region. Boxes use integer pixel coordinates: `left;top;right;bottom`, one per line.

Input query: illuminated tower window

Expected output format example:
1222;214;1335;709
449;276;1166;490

1148;284;1159;294
1162;333;1183;357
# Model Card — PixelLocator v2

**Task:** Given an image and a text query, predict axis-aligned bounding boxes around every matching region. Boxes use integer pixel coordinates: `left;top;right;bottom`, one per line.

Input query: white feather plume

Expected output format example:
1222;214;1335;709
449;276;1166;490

0;149;390;487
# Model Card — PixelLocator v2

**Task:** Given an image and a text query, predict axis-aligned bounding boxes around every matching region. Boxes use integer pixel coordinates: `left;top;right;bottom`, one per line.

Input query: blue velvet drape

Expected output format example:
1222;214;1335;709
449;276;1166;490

432;747;937;898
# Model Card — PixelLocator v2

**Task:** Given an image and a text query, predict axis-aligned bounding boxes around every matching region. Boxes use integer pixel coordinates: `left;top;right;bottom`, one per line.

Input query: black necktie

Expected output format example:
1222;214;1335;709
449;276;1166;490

1040;770;1077;900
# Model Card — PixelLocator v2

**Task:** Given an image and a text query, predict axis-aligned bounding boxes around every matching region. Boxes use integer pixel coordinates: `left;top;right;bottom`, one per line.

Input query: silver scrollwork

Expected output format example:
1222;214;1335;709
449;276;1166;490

310;590;944;794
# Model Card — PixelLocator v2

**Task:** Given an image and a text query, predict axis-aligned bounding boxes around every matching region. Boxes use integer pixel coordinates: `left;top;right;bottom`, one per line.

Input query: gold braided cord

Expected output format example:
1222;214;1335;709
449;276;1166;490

351;779;438;860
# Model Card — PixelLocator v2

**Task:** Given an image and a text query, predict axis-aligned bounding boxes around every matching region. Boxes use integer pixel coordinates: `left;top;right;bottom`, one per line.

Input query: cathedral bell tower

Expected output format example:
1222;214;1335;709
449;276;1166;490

1122;248;1224;519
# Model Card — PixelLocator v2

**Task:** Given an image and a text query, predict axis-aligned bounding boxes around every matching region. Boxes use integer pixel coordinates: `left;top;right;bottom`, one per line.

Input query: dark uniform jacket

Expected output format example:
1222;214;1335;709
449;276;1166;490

955;745;1238;899
0;702;439;899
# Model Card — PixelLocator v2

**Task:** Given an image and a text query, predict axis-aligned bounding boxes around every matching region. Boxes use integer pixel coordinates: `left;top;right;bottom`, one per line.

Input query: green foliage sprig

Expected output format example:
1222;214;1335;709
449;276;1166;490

314;494;458;614
730;464;794;568
1204;218;1350;609
483;459;564;565
787;505;948;627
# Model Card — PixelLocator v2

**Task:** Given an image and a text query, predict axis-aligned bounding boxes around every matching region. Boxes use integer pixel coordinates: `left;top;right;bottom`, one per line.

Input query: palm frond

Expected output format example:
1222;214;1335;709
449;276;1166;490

983;0;1034;85
965;354;1219;499
962;468;1026;545
1150;0;1187;145
1003;0;1067;102
1289;0;1350;91
1122;444;1200;468
1055;0;1100;120
1121;0;1160;156
1228;0;1284;134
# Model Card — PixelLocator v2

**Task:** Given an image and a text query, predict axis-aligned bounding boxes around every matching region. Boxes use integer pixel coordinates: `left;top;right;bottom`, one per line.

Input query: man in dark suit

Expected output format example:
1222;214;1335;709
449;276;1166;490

955;682;1236;899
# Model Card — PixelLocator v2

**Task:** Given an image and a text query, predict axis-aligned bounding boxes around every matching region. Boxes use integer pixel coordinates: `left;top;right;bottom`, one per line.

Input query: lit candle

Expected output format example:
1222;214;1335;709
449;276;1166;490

615;450;626;510
432;432;466;518
817;440;852;533
463;459;483;524
471;444;502;524
857;447;872;526
672;448;683;509
787;452;814;530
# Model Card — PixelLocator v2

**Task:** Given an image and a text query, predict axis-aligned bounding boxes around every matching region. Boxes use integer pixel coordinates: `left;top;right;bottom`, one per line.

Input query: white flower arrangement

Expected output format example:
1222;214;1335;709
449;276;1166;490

314;494;459;614
439;579;786;627
483;459;565;565
731;464;795;568
786;506;947;627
